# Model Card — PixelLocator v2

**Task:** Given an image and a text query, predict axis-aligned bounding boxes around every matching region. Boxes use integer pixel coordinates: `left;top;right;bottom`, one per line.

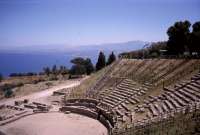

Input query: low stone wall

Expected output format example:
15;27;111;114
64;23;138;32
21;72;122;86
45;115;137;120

66;103;115;124
6;105;24;111
98;108;116;127
99;115;113;134
65;102;96;109
60;105;115;135
0;111;33;126
53;91;66;95
63;98;116;135
60;106;98;119
65;98;99;105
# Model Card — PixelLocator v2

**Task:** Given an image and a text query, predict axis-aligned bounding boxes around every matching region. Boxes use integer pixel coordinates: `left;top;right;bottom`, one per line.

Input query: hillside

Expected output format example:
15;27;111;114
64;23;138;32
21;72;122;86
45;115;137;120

70;59;200;98
66;58;200;134
1;58;199;135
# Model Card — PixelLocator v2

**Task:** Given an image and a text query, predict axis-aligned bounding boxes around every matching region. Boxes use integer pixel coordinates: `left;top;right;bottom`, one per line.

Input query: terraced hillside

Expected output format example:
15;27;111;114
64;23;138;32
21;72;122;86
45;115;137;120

110;59;199;85
64;59;200;135
70;59;200;97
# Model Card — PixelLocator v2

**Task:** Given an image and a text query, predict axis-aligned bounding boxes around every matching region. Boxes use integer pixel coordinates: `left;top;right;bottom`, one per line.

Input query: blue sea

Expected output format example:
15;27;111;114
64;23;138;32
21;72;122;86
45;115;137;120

0;51;99;77
0;41;145;77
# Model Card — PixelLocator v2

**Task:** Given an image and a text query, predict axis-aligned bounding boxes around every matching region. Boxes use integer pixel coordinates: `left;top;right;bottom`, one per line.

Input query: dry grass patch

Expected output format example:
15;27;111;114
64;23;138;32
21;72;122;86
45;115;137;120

69;67;108;97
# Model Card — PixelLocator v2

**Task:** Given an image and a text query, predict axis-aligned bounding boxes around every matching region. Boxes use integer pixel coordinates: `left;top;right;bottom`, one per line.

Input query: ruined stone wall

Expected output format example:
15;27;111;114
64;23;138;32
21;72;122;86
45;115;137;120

60;106;98;119
64;102;97;109
65;98;99;105
112;105;200;135
60;105;115;135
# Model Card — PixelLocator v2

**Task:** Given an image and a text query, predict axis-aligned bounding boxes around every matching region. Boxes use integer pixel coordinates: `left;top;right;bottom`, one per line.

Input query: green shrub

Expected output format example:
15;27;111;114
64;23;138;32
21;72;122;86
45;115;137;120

0;73;3;82
4;89;14;98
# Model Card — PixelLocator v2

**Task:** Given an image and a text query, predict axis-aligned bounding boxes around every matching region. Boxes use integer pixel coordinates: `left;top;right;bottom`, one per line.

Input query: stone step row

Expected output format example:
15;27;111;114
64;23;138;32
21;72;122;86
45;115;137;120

114;87;135;95
117;84;137;90
147;84;200;117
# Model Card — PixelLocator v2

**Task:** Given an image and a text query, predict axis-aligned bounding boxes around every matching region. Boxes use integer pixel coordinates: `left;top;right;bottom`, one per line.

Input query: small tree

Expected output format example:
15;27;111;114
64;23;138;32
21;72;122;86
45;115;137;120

70;57;87;75
96;51;106;71
107;52;116;65
59;66;69;75
52;65;57;75
189;21;200;55
4;89;13;98
43;67;51;76
70;57;86;65
70;65;86;75
166;20;191;55
85;58;94;75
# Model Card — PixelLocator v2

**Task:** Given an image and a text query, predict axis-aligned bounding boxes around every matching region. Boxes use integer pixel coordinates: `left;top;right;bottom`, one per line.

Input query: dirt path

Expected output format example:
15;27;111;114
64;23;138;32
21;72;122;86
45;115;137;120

0;80;81;105
0;76;108;135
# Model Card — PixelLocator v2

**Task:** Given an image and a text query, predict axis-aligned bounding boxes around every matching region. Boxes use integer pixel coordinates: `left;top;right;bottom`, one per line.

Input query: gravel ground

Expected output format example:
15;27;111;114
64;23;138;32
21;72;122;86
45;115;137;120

0;113;107;135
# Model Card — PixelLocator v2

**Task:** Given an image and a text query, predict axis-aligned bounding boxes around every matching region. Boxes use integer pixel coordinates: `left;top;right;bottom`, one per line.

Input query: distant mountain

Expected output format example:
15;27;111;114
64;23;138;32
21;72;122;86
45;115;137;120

0;41;147;76
0;40;147;54
76;41;147;52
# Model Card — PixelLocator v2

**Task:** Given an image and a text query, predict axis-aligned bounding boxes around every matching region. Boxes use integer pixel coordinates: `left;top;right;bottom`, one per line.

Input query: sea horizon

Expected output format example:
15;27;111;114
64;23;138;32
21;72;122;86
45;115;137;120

0;41;145;77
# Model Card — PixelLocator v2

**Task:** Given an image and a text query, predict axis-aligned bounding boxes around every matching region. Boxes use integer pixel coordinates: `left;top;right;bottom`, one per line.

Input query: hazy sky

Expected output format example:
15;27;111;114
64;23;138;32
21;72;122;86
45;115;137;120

0;0;200;47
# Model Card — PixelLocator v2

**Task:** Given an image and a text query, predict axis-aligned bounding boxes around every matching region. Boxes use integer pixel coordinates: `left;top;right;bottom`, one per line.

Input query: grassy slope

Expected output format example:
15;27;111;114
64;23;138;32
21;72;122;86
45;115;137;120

0;75;70;100
69;66;108;97
69;59;200;98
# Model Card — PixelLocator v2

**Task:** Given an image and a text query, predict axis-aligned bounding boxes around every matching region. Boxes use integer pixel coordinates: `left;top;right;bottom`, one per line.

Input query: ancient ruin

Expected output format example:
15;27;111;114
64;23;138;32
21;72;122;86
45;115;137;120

0;59;200;135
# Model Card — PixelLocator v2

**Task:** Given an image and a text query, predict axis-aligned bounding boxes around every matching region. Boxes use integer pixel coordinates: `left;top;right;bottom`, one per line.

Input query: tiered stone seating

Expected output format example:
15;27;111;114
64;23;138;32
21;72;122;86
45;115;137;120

96;78;154;124
138;59;168;81
157;60;199;86
167;92;186;106
160;102;168;112
192;72;200;80
86;60;122;97
133;60;155;78
66;59;200;130
131;60;149;74
151;60;187;83
133;59;197;86
145;73;200;118
99;79;138;108
122;60;138;77
149;103;159;116
111;59;129;76
128;96;140;105
108;59;200;89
